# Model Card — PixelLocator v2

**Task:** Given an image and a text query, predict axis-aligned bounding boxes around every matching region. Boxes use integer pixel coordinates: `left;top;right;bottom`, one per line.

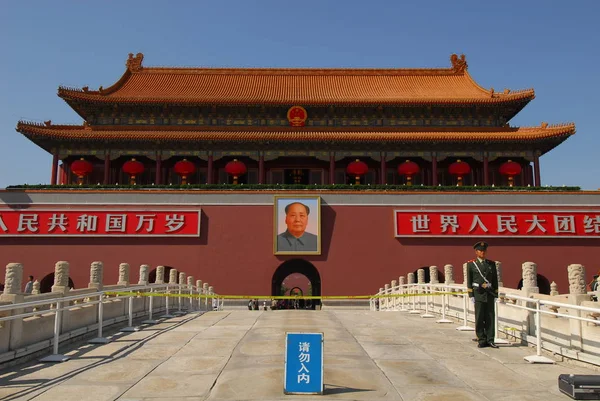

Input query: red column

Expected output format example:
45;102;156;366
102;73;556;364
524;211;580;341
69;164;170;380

63;161;70;185
483;155;489;186
258;154;264;184
329;154;335;184
155;153;162;185
380;153;386;185
50;154;59;185
533;153;541;187
207;154;214;184
103;153;110;185
431;155;438;186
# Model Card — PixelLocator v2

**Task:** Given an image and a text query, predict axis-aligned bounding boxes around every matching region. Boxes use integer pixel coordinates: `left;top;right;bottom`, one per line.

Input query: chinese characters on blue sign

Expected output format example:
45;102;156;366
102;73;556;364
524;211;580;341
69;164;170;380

284;332;323;394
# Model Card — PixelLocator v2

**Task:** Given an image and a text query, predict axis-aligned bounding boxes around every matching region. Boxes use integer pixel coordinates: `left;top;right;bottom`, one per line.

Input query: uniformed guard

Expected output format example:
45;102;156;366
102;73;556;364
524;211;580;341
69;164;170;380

466;241;499;348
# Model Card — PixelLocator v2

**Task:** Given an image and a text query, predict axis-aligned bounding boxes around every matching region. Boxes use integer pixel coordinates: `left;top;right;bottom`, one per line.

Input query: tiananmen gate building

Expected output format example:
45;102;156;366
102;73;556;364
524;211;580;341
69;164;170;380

2;52;598;303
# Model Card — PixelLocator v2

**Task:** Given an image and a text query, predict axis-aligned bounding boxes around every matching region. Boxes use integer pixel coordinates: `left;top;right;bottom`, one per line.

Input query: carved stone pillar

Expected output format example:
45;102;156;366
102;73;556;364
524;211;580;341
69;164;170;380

196;279;202;289
521;262;539;294
138;264;149;285
417;269;425;284
550;281;559;296
52;261;70;293
187;276;194;288
463;263;468;285
429;266;439;284
398;276;406;286
3;263;23;295
568;264;586;295
407;273;415;284
169;269;178;285
155;266;165;284
32;280;40;295
179;272;186;286
89;261;104;290
444;264;454;284
117;263;130;286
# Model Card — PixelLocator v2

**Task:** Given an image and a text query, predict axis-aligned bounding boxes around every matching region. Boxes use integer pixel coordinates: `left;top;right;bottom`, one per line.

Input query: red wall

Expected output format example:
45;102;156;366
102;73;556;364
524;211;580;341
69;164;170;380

0;204;598;295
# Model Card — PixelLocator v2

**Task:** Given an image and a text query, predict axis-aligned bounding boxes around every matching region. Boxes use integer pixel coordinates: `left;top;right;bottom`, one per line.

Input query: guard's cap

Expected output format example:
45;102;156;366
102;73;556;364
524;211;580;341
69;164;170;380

473;241;488;251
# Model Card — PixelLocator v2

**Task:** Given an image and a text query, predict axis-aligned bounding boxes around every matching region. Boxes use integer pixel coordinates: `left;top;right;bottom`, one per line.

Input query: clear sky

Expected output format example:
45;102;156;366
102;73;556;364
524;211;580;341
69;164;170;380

1;1;599;189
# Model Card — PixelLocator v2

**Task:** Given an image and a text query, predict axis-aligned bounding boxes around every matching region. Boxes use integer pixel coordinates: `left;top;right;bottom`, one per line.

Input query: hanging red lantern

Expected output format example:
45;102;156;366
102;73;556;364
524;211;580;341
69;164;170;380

225;159;247;184
174;159;196;185
346;159;369;185
70;158;93;185
122;158;145;185
397;160;420;186
448;159;471;186
499;160;522;187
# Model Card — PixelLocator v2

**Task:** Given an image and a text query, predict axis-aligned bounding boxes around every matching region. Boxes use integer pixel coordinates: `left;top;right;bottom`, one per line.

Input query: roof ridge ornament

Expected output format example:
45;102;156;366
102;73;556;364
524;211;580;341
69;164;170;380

450;54;468;74
126;52;144;72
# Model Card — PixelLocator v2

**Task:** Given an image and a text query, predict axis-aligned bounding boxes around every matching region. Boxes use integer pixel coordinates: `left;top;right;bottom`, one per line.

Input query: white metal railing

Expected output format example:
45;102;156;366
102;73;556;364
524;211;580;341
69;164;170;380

370;282;600;365
0;282;218;363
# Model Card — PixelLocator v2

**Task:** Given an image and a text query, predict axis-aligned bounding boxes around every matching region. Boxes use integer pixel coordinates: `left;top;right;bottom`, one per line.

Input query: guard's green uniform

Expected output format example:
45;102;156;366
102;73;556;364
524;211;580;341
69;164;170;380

467;257;499;346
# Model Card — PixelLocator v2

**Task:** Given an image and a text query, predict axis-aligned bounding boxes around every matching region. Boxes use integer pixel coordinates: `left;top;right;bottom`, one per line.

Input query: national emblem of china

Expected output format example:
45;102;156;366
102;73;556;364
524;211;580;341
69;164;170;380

287;106;307;127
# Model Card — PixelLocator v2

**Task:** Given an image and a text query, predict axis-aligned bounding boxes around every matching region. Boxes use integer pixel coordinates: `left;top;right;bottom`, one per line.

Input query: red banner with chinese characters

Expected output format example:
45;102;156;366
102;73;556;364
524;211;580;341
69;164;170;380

0;210;201;237
395;210;600;238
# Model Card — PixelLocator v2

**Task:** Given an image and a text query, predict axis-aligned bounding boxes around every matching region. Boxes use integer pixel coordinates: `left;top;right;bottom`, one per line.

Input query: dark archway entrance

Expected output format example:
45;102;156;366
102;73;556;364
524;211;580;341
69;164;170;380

272;259;321;310
39;273;75;293
148;266;175;284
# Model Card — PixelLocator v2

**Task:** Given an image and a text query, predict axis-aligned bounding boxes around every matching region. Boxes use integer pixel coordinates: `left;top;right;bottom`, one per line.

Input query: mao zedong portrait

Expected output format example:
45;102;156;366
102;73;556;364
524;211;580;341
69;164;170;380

277;202;318;252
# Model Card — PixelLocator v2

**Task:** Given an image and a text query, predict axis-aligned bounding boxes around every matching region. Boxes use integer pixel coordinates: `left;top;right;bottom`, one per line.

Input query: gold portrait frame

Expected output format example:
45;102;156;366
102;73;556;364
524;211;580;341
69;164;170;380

274;195;321;255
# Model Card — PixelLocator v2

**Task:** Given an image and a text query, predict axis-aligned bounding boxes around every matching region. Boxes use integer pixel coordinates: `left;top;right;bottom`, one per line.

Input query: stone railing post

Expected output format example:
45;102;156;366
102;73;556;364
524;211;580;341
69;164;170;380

203;283;209;309
32;280;40;295
179;272;186;287
155;266;165;284
417;269;425;284
2;263;23;296
1;263;25;350
463;263;468;285
495;261;503;288
550;281;559;296
187;276;194;288
444;264;454;284
196;280;202;289
568;264;587;350
88;261;103;290
117;263;130;286
521;262;539;294
429;266;439;284
52;261;70;294
407;273;415;284
138;264;149;285
391;280;397;309
169;269;178;285
384;284;390;309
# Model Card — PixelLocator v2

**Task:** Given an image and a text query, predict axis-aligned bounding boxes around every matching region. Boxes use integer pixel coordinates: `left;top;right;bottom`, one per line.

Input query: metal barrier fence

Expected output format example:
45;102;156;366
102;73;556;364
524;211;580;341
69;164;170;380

370;283;600;365
0;283;218;363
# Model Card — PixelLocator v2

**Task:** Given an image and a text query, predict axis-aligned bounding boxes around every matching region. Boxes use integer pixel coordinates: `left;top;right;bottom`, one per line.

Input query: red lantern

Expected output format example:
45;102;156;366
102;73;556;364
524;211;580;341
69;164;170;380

174;159;196;185
70;158;93;185
122;158;145;185
397;160;420;186
346;159;369;185
499;160;522;187
225;159;247;184
448;160;471;186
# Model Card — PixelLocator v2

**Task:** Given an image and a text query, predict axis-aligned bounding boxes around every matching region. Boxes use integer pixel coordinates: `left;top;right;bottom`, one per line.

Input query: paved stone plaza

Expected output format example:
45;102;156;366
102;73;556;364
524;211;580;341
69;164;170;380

0;310;597;400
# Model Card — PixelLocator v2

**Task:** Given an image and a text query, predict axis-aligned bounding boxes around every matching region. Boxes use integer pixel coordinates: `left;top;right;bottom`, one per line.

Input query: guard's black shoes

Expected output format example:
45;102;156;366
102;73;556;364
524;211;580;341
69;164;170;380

488;342;499;348
477;343;488;348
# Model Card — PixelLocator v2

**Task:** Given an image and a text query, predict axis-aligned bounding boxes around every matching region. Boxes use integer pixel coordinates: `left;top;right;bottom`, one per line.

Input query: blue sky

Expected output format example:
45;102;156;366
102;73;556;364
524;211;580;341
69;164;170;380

1;0;599;189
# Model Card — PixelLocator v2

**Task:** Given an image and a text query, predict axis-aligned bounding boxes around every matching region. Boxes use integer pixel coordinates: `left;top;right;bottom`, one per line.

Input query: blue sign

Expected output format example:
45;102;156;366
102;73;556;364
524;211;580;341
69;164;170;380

284;332;324;394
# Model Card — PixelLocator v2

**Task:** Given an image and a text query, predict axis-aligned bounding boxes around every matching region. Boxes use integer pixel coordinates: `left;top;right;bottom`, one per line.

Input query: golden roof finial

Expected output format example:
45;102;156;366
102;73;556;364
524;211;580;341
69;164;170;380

450;54;468;73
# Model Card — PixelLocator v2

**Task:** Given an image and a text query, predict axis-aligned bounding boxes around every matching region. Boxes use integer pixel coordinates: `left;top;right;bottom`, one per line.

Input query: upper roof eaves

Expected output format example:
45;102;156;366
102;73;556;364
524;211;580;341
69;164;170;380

57;53;535;106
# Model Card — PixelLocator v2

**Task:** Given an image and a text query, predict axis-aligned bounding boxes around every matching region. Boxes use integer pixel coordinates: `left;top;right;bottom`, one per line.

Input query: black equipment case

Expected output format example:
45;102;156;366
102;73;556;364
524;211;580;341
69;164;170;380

559;374;600;400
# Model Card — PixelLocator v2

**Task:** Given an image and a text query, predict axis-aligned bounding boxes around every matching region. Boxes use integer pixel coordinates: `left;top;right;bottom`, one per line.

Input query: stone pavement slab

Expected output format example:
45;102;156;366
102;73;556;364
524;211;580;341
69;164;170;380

0;309;598;400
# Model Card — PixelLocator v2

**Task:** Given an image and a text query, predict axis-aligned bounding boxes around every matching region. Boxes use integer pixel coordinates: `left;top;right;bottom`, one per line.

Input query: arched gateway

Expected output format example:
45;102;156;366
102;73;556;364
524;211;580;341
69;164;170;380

272;259;321;309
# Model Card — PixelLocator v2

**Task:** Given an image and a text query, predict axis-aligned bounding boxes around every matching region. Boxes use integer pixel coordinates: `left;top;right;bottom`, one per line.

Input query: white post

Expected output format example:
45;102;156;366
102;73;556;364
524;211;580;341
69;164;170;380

493;298;509;344
456;292;474;331
121;294;140;332
40;300;70;362
524;299;554;363
421;284;434;318
89;293;110;344
436;286;452;323
142;288;158;324
162;284;175;318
